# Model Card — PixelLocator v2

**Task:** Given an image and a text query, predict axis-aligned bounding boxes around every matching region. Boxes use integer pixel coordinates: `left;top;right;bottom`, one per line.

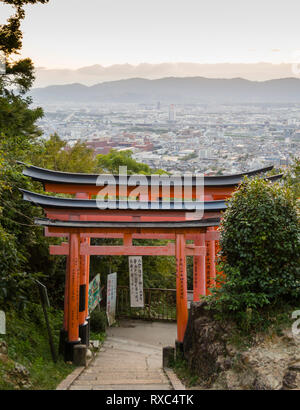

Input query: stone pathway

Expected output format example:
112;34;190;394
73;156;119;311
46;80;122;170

69;320;177;390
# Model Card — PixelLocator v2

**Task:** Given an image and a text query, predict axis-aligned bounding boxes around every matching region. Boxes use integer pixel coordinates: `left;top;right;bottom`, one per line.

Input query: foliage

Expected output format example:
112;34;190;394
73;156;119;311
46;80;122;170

0;305;74;390
89;238;176;291
0;159;57;309
208;176;300;327
0;1;45;160
89;331;106;345
171;357;200;387
29;133;101;173
0;0;63;310
97;149;167;175
283;157;300;200
90;309;107;333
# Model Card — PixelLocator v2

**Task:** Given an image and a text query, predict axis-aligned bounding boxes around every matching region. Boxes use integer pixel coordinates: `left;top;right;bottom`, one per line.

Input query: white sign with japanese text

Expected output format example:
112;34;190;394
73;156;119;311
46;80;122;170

129;256;144;308
106;272;117;326
0;311;5;335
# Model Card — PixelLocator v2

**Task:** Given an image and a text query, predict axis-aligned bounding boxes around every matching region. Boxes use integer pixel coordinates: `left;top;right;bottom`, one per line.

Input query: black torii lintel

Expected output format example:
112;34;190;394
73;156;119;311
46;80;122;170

18;162;276;187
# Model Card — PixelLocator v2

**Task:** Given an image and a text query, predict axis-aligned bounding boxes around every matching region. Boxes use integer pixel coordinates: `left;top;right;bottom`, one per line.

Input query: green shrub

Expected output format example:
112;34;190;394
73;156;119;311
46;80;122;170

90;309;107;333
1;305;74;390
209;177;300;325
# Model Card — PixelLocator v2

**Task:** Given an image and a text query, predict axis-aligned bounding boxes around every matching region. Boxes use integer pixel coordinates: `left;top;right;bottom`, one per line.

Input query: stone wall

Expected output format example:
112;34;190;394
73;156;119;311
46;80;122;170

183;302;300;390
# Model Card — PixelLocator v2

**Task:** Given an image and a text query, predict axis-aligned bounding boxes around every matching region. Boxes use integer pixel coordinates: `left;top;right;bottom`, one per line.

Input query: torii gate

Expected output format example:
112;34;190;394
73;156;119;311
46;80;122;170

20;163;279;361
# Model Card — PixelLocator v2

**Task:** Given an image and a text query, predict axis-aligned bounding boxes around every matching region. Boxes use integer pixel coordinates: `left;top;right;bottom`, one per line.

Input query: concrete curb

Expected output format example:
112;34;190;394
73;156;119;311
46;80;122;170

56;366;85;390
164;367;186;390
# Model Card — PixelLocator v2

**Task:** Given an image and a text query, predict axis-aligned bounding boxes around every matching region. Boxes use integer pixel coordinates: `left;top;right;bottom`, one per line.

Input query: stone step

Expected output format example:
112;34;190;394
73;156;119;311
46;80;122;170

77;372;165;380
70;383;171;391
72;378;167;385
67;327;174;391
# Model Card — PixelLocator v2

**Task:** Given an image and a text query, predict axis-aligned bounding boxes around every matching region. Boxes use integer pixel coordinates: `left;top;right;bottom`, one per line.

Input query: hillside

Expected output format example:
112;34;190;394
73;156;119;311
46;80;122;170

31;77;300;104
181;302;300;390
34;63;300;87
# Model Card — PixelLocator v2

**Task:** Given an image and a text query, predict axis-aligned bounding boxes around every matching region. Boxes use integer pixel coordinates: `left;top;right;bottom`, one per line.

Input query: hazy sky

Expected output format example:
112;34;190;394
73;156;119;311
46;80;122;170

1;0;300;68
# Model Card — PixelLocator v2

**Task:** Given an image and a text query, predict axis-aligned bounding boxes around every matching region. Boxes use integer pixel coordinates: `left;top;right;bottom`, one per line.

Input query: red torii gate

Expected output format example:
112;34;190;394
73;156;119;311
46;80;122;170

20;164;278;361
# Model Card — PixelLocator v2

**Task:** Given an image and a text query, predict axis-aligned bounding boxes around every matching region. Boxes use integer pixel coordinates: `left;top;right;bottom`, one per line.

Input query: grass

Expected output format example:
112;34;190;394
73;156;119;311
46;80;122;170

89;331;106;344
218;300;300;349
170;357;200;388
0;304;75;390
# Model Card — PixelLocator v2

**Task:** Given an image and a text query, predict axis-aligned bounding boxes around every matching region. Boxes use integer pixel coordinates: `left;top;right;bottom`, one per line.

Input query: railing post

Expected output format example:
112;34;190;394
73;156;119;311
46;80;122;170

175;234;188;344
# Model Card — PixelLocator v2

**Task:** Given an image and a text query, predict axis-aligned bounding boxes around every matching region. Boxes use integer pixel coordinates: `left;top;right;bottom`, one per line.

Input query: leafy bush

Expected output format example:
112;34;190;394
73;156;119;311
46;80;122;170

0;224;40;310
209;177;300;325
90;309;107;333
1;305;74;390
283;157;300;200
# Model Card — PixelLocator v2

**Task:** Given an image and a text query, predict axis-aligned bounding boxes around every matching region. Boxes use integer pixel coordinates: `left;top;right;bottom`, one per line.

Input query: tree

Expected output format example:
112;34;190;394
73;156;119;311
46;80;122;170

0;1;48;161
284;157;300;200
97;149;167;175
209;176;300;325
0;0;51;308
30;134;100;173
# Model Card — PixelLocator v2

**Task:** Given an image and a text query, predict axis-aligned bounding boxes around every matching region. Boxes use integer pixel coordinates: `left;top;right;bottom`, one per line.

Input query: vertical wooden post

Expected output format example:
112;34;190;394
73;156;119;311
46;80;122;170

209;228;216;288
84;235;90;318
85;195;92;333
79;238;87;327
79;237;90;346
68;232;80;344
60;253;70;357
76;193;90;346
205;239;211;295
193;237;200;302
64;256;69;332
193;233;206;301
175;234;188;343
214;227;223;288
205;228;217;294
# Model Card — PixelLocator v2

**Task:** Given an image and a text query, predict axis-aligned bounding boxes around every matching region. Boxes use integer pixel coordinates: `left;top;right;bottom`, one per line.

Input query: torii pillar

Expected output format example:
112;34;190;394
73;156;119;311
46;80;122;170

77;193;91;347
65;232;81;361
193;233;206;301
175;234;188;350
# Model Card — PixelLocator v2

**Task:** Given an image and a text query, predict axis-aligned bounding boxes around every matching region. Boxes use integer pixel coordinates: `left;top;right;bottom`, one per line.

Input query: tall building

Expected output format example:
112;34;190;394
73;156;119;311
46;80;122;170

169;104;176;122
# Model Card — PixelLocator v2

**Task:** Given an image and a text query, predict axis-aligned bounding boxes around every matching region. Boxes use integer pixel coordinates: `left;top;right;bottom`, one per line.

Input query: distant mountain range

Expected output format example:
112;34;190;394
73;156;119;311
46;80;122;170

34;63;300;87
31;77;300;105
